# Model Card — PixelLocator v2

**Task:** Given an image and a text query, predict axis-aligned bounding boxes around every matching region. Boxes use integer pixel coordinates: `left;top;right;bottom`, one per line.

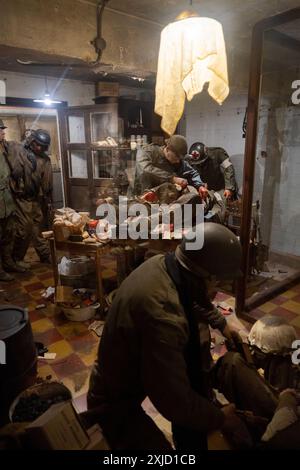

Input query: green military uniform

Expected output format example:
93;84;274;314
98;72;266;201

0;141;17;276
134;144;204;195
11;144;52;262
88;254;277;450
186;147;238;194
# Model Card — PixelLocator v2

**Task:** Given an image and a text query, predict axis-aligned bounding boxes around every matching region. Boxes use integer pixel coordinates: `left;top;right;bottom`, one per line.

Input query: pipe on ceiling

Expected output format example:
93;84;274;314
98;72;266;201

78;0;164;27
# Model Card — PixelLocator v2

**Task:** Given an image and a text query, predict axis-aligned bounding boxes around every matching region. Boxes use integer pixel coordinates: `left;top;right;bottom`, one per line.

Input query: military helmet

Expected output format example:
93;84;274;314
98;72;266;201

248;315;297;354
31;129;51;147
189;142;205;159
175;222;242;280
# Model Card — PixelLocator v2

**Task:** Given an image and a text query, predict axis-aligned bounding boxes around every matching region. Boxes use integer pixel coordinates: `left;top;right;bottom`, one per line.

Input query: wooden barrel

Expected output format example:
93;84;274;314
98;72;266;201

0;305;37;425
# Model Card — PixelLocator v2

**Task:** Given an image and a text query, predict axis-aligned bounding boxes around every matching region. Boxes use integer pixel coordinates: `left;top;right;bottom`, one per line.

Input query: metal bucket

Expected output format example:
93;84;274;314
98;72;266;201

60;272;97;289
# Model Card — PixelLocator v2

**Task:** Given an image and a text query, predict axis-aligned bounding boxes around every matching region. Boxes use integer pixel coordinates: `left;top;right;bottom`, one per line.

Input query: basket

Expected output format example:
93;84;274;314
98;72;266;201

61;303;100;322
9;381;72;423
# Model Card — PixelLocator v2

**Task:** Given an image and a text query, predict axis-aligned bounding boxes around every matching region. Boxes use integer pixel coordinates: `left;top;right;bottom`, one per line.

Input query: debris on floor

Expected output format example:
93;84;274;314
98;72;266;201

38;353;57;360
216;301;234;315
89;320;105;337
41;286;55;301
36;304;46;310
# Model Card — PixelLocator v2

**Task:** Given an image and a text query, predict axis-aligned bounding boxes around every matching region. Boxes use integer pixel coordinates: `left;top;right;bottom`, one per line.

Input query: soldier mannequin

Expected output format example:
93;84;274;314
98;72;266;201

88;224;277;450
11;129;53;265
0;119;26;281
134;135;208;200
186;142;238;200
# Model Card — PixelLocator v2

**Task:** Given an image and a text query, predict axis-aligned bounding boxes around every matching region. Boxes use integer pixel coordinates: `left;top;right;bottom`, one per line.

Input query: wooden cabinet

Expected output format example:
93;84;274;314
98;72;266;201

58;99;164;215
118;98;165;143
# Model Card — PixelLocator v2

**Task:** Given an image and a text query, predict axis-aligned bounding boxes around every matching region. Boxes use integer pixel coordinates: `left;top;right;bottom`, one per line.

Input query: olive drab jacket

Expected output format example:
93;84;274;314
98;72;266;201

134;144;204;195
9;143;53;202
0;141;16;219
186;147;238;194
88;254;225;433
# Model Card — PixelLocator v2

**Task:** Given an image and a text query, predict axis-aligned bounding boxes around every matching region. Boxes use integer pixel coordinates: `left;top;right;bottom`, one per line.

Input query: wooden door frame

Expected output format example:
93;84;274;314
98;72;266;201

57;108;71;206
236;8;300;320
58;104;119;208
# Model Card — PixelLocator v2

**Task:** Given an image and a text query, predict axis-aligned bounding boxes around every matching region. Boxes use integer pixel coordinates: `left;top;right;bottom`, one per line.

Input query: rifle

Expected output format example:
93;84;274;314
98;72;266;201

40;195;53;230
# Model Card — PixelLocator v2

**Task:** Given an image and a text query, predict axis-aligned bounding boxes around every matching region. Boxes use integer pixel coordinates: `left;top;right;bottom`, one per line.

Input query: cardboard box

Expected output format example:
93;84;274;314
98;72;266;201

85;424;110;450
25;401;89;450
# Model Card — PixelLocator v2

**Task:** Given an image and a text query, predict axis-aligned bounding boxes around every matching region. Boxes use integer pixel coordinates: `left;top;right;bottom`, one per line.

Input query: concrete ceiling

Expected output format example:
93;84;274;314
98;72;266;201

101;0;300;61
106;0;300;27
107;0;300;63
1;0;300;85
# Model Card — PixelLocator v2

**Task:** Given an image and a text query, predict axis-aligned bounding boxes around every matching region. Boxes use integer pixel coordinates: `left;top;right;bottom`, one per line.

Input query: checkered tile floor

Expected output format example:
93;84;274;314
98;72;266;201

248;286;300;335
0;249;119;415
1;249;300;445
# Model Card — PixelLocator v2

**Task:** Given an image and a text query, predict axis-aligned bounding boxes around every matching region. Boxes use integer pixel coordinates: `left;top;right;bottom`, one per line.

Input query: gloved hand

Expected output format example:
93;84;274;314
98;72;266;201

172;176;188;189
223;189;233;199
198;185;208;200
222;325;243;351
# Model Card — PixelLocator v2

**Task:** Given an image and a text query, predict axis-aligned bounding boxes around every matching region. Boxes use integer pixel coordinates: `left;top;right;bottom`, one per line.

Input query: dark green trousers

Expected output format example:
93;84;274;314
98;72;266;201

13;198;50;261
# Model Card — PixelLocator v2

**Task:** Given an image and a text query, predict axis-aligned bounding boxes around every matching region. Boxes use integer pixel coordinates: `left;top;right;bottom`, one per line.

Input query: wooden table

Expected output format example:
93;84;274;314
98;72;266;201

48;237;181;316
48;238;111;316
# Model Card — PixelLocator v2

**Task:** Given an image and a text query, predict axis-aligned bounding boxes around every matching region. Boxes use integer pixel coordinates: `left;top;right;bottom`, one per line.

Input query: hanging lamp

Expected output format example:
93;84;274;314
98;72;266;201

155;0;229;135
34;77;62;106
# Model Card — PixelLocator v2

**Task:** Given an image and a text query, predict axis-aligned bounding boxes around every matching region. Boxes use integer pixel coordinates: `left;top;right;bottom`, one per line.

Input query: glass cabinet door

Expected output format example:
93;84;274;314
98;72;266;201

93;149;114;179
68;150;88;178
91;111;118;144
59;104;125;213
68;115;86;143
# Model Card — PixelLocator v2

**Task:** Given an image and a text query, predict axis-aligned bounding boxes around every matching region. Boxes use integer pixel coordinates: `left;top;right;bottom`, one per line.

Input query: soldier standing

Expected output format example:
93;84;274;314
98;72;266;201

0;120;26;281
12;129;53;265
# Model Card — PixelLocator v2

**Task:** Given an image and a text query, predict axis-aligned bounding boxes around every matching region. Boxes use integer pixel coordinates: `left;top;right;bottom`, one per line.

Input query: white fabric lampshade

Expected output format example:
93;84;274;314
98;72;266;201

155;17;229;136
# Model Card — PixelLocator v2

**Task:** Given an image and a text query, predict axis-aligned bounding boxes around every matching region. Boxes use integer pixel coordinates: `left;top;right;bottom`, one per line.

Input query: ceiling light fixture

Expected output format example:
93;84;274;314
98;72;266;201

155;0;229;135
33;77;62;106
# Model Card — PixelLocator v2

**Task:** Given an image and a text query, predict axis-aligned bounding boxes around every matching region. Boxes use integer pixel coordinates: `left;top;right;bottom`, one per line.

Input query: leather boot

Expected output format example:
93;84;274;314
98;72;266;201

3;262;26;273
15;260;31;269
0;270;14;282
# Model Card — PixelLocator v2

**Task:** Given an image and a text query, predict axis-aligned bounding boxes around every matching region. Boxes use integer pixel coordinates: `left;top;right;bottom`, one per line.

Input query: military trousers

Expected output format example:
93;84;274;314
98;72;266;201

86;352;278;451
13;198;50;262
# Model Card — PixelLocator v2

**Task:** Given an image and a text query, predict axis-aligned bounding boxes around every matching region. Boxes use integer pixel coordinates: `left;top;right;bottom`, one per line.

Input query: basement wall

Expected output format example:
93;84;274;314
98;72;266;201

0;70;95;106
183;89;300;260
